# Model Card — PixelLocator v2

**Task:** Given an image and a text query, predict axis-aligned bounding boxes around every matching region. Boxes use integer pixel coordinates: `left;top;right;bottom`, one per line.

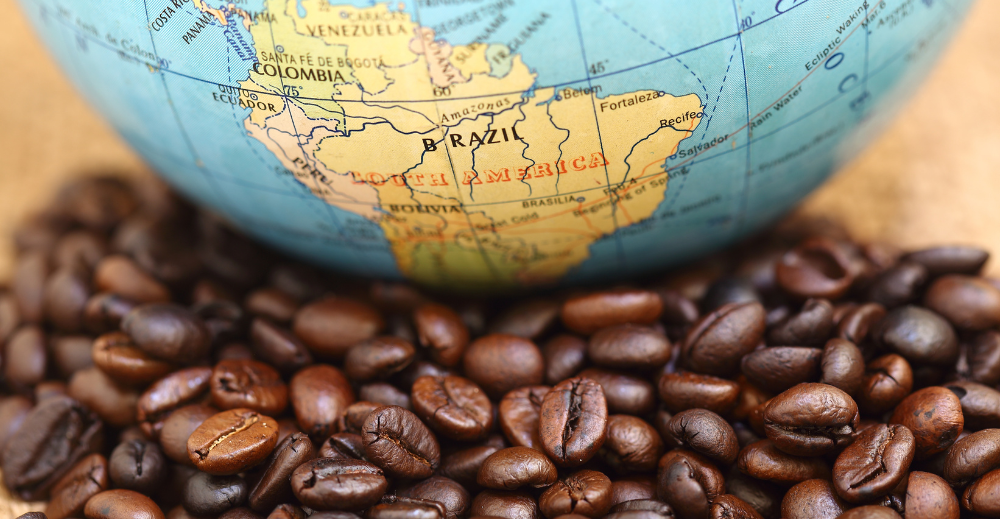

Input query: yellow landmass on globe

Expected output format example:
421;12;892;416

451;42;491;78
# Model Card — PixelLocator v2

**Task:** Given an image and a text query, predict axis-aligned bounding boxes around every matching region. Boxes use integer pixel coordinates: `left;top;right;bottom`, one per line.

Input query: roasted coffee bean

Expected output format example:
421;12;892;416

359;382;412;409
187;408;279;475
658;289;700;327
93;255;170;304
400;476;471;519
943;428;1000;485
605;499;676;519
836;303;886;345
866;262;928;308
701;277;761;312
49;334;94;378
339;401;381;435
960;330;1000;386
67;367;138;428
539;377;608;467
889;386;964;459
218;507;264;519
767;299;834;346
266;504;307;519
438;444;503;489
776;237;856;300
289;364;354;440
244;288;298;323
248;432;316;513
666;409;738;464
477;447;558;490
412;375;493;441
319;432;367;460
414;303;469;367
136;366;212;440
657;372;740;415
834;506;901;519
924;275;1000;331
470;490;540;519
832;424;914;503
708;495;763;519
579;368;656;416
464;334;544;399
182;471;247;516
292;296;384;359
780;479;846;519
901;245;989;276
763;383;859;456
857;354;913;417
602;415;663;473
5;325;47;387
874;306;959;366
681;302;765;377
160;404;217;465
741;347;823;394
542;335;587;385
290;458;387;511
905;471;959;519
108;440;166;495
539;470;613;518
367;496;447;519
610;477;657;506
83;292;136;334
657;449;724;519
43;264;91;333
34;381;66;402
561;290;662;335
737;440;831;485
362;405;441;479
488;299;560;339
44;454;107;519
962;468;1000;516
249;318;312;374
722;469;779;519
13;250;49;324
588;325;671;370
53;229;108;270
344;336;415;381
819;339;865;396
945;380;1000;429
0;396;32;452
84;489;164;519
210;359;288;416
92;331;174;386
122;304;212;363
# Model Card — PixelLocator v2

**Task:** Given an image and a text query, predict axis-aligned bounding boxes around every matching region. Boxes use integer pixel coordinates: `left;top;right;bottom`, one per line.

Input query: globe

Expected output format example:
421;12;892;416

19;0;972;289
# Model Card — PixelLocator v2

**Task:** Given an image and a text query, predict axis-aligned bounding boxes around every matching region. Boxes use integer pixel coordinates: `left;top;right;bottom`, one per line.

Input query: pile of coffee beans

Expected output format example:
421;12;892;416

3;175;1000;519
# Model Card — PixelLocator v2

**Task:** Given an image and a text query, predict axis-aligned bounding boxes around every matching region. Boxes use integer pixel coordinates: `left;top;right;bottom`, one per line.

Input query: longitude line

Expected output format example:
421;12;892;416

730;0;753;234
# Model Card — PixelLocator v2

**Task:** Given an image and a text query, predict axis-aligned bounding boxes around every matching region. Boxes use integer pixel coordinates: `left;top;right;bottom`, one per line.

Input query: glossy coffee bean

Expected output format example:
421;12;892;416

657;371;740;415
866;262;928;308
961;330;1000;386
292;296;384;359
767;299;834;346
610;477;657;506
737;440;831;485
579;368;656;416
857;354;913;417
924;275;1000;331
605;498;675;519
539;377;608;467
741;347;822;394
889;386;964;459
289;364;355;440
901;245;989;276
136;366;212;440
833;506;901;519
776;237;856;300
488;299;560;340
344;336;416;381
709;495;764;519
945;380;1000;429
819;339;864;397
832;424;914;503
187;408;279;475
763;383;859;456
681;302;765;377
84;489;164;519
182;471;247;516
412;375;493;441
367;496;447;519
539;470;613;518
122;304;212;363
43;264;91;333
657;449;724;519
588;325;671;370
414;303;469;367
561;290;662;335
218;507;264;519
963;470;1000;517
160;404;217;465
249;318;312;374
92;331;174;386
904;471;959;519
942;428;1000;485
82;292;135;335
723;468;780;519
701;277;761;312
542;335;587;385
836;303;886;345
477;447;557;490
602;415;663;473
67;367;139;428
108;440;166;495
359;382;412;409
265;504;306;519
464;334;544;399
438;443;503;489
244;288;298;323
781;479;846;519
400;476;471;519
290;458;387;511
4;325;47;387
875;306;958;366
45;454;108;519
470;490;540;519
210;359;288;416
666;409;738;464
93;255;170;304
248;432;316;513
339;401;381;435
362;405;441;479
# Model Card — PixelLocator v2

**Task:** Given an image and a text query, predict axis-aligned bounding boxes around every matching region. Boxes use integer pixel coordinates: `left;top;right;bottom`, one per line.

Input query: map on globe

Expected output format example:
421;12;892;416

20;0;972;289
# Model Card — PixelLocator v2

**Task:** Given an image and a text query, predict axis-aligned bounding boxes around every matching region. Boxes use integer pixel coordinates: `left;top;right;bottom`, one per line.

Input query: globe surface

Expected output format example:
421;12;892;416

20;0;972;289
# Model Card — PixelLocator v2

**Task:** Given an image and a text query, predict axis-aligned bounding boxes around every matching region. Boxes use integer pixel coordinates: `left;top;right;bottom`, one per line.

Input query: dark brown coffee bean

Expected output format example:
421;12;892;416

68;367;138;428
45;454;108;519
82;292;136;334
182;471;247;516
289;364;355;440
35;381;67;402
248;432;316;513
539;377;608;467
834;506;901;519
741;347;823;394
763;383;859;456
943;428;1000;485
0;396;32;452
210;359;288;416
488;299;560;339
470;490;540;519
901;246;989;276
13;250;50;324
359;382;412;409
722;469;779;519
579;368;656;416
266;503;306;519
160;404;217;465
340;401;381;434
832;424;914;503
905;471;959;519
776;238;856;300
464;334;544;399
249;318;313;374
136;366;212;440
701;277;761;312
397;361;458;393
367;496;446;519
318;432;367;460
219;507;264;519
561;290;662;335
960;330;1000;386
666;409;738;465
836;303;886;345
93;255;170;304
48;334;94;378
945;381;1000;429
768;299;834;346
889;386;964;459
857;354;913;417
780;479;846;519
344;336;415;382
708;495;763;519
737;440;831;485
539;470;613;518
681;302;765;377
658;289;700;327
414;303;470;367
52;229;108;270
187;408;279;474
542;335;587;385
290;458;387;511
924;275;1000;331
819;339;864;397
122;304;212;363
962;468;1000;516
293;296;384;359
5;325;47;387
363;405;441;479
656;449;724;519
438;444;502;489
108;440;166;495
588;325;671;370
603;415;663;473
605;498;675;519
400;476;471;519
91;331;174;386
477;447;558;490
84;489;164;519
874;306;958;366
866;262;928;309
245;288;298;323
657;371;740;415
42;263;91;333
610;477;657;506
412;375;493;441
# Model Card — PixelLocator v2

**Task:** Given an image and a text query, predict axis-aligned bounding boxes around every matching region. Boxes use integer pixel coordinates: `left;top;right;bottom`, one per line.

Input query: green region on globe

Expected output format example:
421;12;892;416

19;0;973;289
